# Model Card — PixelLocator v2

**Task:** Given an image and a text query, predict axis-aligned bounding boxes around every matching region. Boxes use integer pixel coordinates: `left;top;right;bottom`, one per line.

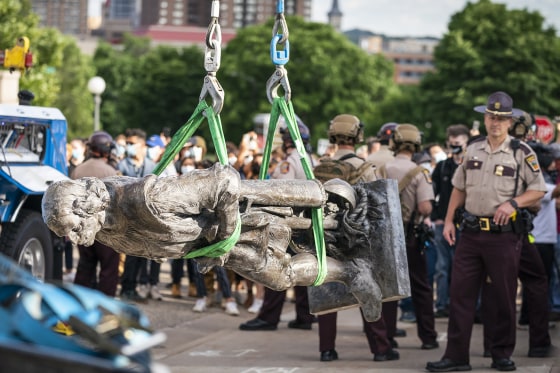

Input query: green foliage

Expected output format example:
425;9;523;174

54;41;96;139
93;35;206;138
418;0;560;138
0;0;38;48
1;0;94;139
117;44;206;137
220;16;396;145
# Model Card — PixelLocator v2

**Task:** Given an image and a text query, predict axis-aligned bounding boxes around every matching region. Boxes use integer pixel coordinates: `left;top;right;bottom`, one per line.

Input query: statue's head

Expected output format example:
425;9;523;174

42;177;110;246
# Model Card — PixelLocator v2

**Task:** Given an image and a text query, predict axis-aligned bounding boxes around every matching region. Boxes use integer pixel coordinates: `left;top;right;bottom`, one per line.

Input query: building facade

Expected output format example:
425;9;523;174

103;0;311;44
358;35;438;85
31;0;89;36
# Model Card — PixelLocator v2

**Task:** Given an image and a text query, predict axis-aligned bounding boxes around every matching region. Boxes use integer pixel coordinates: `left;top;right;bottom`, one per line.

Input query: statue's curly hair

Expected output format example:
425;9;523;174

325;184;382;260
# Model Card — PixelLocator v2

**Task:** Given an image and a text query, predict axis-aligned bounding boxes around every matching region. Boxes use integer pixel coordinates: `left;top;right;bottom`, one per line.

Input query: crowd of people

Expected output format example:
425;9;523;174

63;90;558;371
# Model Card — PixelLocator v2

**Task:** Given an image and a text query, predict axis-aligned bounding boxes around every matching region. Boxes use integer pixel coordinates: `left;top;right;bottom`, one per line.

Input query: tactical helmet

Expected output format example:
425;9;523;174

510;111;535;140
390;124;422;152
377;122;398;144
328;114;364;144
87;131;114;156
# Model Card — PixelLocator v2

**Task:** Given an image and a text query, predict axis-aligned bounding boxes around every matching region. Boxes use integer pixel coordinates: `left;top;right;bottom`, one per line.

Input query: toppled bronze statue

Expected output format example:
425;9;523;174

42;164;409;321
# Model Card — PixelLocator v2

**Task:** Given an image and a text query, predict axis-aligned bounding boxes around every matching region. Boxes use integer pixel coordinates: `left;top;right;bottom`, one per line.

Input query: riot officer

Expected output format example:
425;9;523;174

366;122;397;167
315;114;394;363
239;117;315;331
376;124;439;353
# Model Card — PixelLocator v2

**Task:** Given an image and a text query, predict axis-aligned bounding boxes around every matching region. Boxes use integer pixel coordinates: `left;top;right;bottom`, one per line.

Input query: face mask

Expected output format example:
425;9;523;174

147;147;159;160
228;156;237;166
450;144;463;154
433;151;447;164
182;149;193;159
243;155;253;165
72;149;83;160
192;146;203;162
126;144;137;157
116;145;125;157
181;165;195;174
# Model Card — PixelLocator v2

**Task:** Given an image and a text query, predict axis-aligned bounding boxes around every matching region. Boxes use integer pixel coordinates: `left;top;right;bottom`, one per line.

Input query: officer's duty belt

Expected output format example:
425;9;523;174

464;216;514;233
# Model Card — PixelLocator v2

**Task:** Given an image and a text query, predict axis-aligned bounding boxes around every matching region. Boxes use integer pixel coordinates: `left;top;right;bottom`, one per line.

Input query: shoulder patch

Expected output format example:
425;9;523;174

422;168;432;184
525;154;540;172
518;142;532;155
279;161;290;174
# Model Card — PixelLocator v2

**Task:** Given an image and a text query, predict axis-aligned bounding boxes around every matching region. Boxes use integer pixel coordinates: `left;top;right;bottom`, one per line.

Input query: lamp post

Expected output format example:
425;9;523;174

87;76;106;132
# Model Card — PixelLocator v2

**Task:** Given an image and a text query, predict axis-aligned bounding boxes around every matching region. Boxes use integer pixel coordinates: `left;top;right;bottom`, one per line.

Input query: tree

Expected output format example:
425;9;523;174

1;0;95;138
116;44;206;137
0;0;37;48
219;16;396;145
93;35;152;136
419;0;560;135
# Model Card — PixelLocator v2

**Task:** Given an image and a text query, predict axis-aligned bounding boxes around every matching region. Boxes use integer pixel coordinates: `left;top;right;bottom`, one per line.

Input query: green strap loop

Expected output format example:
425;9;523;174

261;98;327;286
153;100;240;259
185;218;241;259
153;100;208;176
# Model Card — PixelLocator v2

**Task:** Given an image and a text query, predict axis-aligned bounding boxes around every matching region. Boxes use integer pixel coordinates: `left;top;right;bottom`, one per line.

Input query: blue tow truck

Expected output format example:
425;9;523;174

0;103;68;280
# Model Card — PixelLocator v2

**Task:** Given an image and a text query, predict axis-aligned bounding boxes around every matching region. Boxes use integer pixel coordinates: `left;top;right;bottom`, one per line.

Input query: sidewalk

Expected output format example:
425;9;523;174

134;262;560;373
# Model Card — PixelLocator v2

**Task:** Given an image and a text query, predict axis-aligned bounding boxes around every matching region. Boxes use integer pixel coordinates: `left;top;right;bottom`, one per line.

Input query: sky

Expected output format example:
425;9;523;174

310;0;560;37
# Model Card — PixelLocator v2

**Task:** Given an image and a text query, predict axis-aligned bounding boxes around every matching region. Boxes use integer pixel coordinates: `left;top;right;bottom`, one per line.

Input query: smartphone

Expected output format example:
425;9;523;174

472;120;480;131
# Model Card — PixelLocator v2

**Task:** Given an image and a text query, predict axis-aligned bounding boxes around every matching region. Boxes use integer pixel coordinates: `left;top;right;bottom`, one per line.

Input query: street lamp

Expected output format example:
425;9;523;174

87;76;106;132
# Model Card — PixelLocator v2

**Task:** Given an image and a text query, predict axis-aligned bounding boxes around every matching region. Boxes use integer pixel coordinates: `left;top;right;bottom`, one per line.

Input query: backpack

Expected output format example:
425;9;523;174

378;163;426;224
313;154;375;184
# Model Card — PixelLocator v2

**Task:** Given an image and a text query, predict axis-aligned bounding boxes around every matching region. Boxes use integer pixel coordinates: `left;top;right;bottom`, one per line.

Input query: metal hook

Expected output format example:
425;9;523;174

200;74;225;114
266;66;291;103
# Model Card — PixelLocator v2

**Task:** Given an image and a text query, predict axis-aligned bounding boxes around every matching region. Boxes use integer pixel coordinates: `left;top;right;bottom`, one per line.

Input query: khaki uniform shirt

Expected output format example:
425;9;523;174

71;158;118;179
331;148;377;183
271;149;310;181
384;154;434;223
452;136;547;216
366;145;395;168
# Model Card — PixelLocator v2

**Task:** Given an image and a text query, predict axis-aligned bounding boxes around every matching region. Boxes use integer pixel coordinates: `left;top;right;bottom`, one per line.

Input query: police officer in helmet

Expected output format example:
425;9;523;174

316;113;386;362
378;124;439;354
239;116;315;331
367;122;397;167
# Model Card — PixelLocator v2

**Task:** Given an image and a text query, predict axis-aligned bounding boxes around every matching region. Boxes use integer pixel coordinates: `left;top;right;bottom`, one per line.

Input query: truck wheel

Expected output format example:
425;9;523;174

0;209;53;281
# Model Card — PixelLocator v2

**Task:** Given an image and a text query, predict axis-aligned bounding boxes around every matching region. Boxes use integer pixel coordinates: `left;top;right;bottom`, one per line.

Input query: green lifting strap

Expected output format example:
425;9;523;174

153;101;241;259
260;98;328;286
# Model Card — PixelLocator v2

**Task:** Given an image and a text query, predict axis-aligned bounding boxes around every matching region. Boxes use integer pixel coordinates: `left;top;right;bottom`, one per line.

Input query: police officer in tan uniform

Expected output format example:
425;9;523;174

427;92;547;372
375;124;439;354
366;122;397;167
239;118;315;331
316;114;394;363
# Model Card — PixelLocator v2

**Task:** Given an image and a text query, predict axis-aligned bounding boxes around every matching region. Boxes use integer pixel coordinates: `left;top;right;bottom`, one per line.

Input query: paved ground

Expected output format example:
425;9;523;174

132;262;560;373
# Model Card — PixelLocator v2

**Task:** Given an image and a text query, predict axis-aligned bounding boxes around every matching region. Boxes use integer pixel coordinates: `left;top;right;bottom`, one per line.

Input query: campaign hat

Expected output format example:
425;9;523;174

473;91;522;117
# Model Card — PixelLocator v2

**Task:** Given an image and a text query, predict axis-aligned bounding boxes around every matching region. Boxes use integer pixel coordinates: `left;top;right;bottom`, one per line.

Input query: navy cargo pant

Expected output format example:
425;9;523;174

444;230;522;361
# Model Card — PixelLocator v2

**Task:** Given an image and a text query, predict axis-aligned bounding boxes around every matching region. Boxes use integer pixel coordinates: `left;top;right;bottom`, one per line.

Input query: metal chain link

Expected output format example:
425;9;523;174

266;0;291;103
